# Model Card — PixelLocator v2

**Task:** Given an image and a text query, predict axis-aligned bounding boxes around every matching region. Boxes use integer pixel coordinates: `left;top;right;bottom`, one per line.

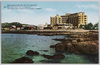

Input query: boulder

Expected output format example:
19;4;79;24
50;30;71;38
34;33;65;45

71;34;79;38
66;39;72;42
33;51;39;55
83;38;91;41
94;40;98;44
55;43;65;52
26;50;39;56
77;38;84;42
72;40;77;43
65;43;79;53
53;54;65;59
50;45;55;48
13;57;34;63
73;42;98;54
42;54;53;59
42;54;65;59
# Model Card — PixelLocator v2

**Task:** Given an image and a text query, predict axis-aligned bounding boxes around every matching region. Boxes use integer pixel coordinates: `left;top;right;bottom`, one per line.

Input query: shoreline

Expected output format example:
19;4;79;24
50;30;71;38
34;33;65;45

2;30;98;35
51;30;98;55
2;30;99;63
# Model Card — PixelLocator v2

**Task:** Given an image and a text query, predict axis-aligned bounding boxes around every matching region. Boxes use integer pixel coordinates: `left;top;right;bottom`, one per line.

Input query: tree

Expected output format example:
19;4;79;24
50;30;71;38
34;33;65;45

84;25;88;29
79;24;83;29
93;22;99;30
2;23;11;28
10;22;22;27
87;22;93;30
84;22;93;30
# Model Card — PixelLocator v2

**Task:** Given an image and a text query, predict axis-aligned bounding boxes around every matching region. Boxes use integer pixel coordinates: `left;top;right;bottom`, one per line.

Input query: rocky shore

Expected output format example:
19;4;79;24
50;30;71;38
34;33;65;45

13;50;65;63
10;30;98;63
51;30;98;54
2;30;89;35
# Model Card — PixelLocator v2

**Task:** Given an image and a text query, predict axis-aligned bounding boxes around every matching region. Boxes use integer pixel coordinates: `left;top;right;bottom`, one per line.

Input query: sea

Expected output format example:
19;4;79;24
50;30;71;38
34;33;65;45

1;34;98;64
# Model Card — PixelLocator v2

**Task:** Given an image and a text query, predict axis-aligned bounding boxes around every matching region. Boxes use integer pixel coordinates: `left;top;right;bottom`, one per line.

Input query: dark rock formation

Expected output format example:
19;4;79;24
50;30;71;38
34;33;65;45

53;54;65;59
53;31;98;54
13;57;34;63
26;50;39;56
55;43;65;52
72;42;98;54
50;45;55;48
77;38;84;42
42;54;53;59
72;40;77;43
42;54;65;59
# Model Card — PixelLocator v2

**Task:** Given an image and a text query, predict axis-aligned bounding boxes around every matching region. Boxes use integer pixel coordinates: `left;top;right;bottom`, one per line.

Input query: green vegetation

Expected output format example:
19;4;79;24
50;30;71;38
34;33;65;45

10;22;22;27
79;24;83;29
2;23;11;28
84;22;99;30
2;22;22;28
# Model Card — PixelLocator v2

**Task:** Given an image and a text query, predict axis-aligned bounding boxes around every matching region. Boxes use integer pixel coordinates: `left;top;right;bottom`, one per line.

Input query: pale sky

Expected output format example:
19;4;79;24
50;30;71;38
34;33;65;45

1;1;99;25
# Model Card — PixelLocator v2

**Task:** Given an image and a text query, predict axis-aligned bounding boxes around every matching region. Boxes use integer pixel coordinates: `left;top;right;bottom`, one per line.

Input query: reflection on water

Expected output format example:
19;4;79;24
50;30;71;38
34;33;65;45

2;34;98;63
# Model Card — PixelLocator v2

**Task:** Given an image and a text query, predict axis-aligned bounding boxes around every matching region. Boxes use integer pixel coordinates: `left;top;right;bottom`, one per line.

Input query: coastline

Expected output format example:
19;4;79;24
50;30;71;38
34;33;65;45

51;30;98;55
2;29;99;55
1;30;99;63
2;29;95;35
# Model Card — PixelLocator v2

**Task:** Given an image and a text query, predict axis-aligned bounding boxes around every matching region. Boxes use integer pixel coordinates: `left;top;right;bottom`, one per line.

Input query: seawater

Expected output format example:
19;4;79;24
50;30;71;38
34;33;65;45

1;34;98;64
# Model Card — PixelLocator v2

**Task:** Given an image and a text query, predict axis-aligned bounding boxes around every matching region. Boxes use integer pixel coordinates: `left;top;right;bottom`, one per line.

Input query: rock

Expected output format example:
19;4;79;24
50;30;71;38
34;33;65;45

73;42;98;54
33;51;39;55
55;43;65;52
26;50;34;56
43;50;48;52
42;54;65;59
26;50;39;56
39;50;48;52
13;57;34;63
53;54;65;59
71;34;79;38
65;43;79;53
94;40;98;44
77;38;84;42
42;54;53;59
66;39;72;42
72;40;77;43
83;38;91;41
50;45;55;48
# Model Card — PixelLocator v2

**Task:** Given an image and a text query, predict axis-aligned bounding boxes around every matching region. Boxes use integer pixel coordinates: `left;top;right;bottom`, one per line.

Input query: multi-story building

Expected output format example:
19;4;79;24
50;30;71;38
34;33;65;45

50;12;88;29
50;14;62;26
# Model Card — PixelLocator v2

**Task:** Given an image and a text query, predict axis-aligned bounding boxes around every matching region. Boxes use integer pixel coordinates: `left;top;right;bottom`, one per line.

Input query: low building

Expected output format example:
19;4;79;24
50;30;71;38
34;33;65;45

10;27;16;31
4;28;10;30
53;23;73;29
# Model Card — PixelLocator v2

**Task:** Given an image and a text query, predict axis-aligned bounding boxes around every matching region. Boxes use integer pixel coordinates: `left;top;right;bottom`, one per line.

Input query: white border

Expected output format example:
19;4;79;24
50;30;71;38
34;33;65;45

0;0;100;65
0;0;99;1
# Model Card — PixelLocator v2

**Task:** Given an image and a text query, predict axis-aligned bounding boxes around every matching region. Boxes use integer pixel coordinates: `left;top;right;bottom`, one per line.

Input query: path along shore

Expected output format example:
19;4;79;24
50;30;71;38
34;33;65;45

2;29;97;35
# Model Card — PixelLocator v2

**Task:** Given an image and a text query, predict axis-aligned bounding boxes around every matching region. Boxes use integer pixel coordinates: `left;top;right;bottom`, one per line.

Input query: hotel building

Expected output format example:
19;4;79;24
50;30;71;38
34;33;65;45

50;12;88;29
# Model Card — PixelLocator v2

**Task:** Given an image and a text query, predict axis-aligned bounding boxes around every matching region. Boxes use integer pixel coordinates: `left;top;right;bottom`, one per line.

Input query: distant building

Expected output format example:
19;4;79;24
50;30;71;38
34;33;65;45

38;23;48;30
4;28;10;30
23;25;37;30
50;12;88;29
10;25;16;31
50;14;62;27
37;24;44;29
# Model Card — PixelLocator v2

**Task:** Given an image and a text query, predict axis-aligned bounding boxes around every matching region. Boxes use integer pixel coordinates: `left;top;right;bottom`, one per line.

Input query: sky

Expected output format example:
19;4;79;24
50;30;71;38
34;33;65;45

1;1;99;25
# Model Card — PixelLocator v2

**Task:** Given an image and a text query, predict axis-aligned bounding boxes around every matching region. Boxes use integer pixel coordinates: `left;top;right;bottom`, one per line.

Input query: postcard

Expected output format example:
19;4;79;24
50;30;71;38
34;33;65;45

0;0;99;65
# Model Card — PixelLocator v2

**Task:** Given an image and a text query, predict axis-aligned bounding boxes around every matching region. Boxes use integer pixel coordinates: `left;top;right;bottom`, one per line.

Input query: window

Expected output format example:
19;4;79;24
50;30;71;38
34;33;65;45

84;18;86;19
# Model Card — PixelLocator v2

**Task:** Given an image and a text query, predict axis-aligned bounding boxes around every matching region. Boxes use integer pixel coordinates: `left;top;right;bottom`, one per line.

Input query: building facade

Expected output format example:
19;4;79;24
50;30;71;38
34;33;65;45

50;12;88;29
50;14;63;26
